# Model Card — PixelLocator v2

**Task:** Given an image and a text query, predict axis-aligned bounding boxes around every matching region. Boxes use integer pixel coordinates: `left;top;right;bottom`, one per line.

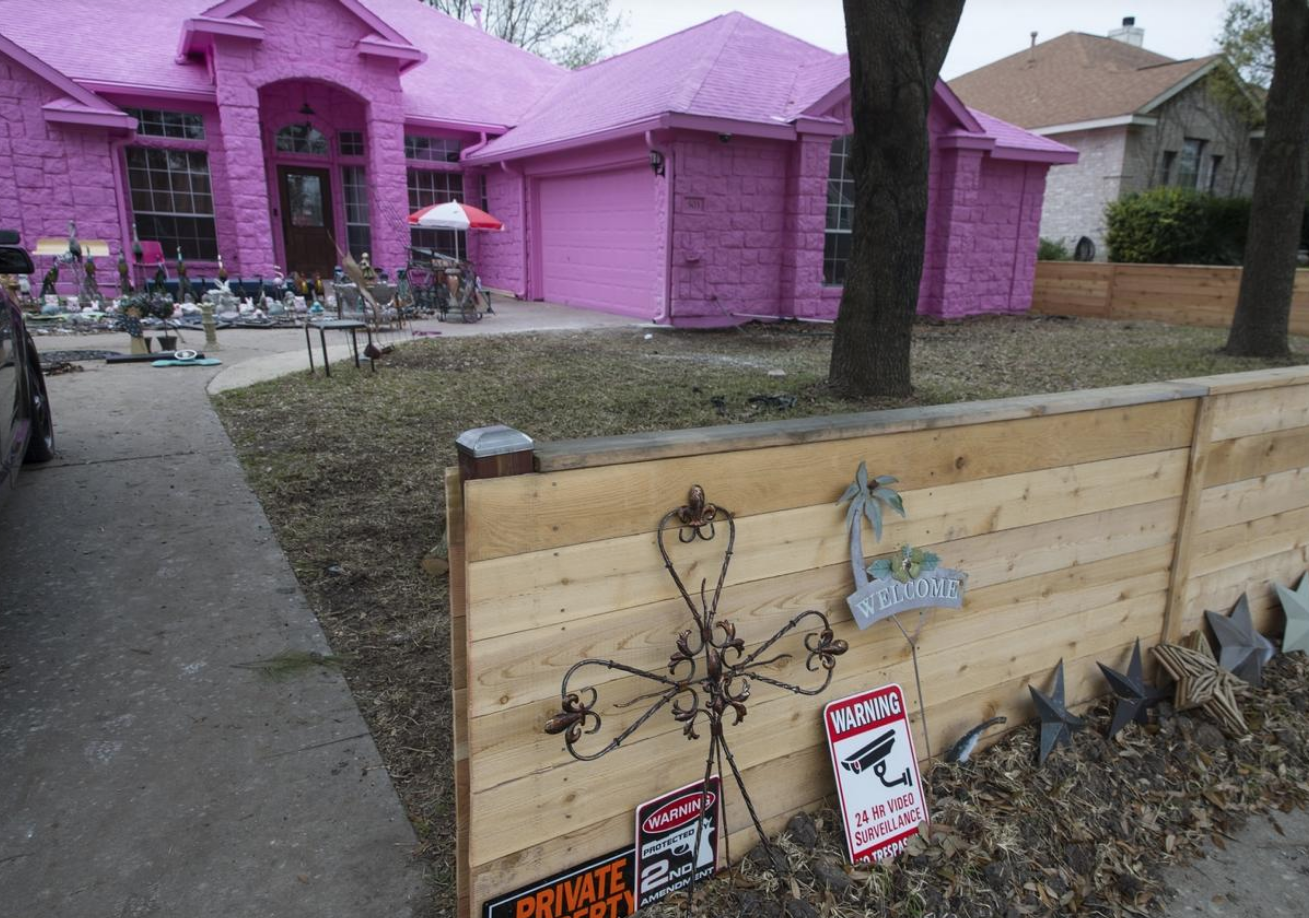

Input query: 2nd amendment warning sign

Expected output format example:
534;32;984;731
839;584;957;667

483;847;635;918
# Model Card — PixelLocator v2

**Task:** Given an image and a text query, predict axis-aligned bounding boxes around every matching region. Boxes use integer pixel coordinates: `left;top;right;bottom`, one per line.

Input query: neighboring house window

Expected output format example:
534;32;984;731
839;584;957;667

125;107;205;140
405;135;461;163
125;147;218;260
1175;138;1206;189
339;130;365;157
824;135;855;286
1159;151;1177;186
276;124;329;155
407;168;465;259
1207;154;1224;193
341;166;371;261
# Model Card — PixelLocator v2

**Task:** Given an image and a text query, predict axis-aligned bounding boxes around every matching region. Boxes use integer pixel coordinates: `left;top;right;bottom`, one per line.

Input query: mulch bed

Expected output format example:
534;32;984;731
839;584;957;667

646;654;1309;918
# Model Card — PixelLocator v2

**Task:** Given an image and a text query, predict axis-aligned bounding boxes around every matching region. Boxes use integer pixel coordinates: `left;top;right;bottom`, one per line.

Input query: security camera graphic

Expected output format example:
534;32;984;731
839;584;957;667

839;729;913;789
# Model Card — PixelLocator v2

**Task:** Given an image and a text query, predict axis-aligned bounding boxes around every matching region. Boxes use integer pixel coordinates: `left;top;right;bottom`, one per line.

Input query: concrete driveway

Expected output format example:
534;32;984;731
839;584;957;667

1;299;635;918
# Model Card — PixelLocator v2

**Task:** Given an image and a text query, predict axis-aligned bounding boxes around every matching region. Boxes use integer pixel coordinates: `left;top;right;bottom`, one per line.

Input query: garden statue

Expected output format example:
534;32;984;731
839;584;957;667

151;264;168;295
176;247;192;302
81;255;102;308
200;300;220;351
117;252;133;296
131;223;143;263
67;220;81;262
359;252;377;284
39;262;59;299
216;254;228;285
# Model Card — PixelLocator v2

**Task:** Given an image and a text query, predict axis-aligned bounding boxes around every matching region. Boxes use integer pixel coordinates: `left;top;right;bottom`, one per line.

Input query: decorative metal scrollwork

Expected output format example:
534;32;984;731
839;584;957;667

544;486;848;913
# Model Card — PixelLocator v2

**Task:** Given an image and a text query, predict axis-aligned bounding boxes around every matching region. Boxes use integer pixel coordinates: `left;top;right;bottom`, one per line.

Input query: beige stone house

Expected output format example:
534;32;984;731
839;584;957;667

950;17;1262;260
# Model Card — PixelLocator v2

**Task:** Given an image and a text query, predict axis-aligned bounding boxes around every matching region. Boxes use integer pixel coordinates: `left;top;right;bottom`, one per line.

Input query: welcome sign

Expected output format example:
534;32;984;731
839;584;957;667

848;567;968;630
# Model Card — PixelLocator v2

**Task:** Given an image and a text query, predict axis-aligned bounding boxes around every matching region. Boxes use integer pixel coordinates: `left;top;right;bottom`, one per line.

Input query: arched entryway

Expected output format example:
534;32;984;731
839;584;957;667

259;79;371;278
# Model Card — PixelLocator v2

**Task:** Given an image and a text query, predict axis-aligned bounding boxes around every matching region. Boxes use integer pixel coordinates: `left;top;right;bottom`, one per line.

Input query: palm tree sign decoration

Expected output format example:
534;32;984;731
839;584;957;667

544;485;848;913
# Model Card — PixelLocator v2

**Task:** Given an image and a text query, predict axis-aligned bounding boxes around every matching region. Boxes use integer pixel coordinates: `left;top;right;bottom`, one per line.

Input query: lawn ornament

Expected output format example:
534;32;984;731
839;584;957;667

1275;572;1309;655
40;263;59;299
1029;659;1086;766
1097;639;1165;739
943;716;1007;764
1205;593;1275;686
545;486;847;917
1152;632;1249;736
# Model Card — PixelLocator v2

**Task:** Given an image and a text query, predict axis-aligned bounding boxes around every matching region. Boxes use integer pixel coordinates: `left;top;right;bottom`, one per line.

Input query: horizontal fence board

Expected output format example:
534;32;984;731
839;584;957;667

1211;384;1309;442
530;387;1202;473
1191;504;1309;578
1196;466;1309;533
471;399;1198;561
1203;425;1309;488
1182;543;1309;635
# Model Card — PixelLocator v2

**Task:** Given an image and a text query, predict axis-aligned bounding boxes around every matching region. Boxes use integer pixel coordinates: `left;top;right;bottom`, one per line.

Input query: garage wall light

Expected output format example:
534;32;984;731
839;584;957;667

649;149;665;177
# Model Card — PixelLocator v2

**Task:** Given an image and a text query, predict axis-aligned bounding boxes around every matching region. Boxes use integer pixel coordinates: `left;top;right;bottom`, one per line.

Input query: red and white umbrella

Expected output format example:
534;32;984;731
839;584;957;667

407;201;503;231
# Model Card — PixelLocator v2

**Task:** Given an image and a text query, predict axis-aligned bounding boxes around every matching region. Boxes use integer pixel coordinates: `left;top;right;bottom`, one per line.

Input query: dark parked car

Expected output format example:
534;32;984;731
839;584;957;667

1;230;53;500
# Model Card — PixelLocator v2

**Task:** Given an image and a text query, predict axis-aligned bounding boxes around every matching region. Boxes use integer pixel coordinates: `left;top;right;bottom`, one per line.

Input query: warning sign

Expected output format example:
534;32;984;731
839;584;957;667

824;684;928;863
634;776;720;909
482;847;635;918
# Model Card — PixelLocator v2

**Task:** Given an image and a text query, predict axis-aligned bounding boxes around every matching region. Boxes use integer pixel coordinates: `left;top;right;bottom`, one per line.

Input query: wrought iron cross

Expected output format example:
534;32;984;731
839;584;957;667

545;486;848;911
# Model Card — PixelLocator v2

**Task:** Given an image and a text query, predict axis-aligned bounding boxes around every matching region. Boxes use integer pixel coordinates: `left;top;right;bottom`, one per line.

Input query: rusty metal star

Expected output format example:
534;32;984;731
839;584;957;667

1152;631;1250;737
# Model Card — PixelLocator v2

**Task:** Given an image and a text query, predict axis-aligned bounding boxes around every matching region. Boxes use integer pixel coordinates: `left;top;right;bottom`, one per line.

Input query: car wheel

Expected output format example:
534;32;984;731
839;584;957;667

22;337;53;464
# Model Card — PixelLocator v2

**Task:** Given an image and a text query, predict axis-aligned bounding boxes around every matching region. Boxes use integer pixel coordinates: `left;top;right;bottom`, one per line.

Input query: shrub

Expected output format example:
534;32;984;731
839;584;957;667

1105;187;1211;264
1037;237;1071;261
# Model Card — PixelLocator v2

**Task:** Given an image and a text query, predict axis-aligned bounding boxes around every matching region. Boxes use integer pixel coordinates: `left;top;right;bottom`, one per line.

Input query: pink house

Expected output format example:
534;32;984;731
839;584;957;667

0;0;1075;323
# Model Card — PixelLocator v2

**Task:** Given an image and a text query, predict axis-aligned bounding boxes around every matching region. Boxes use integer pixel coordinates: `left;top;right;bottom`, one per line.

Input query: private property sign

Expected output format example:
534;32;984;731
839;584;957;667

824;684;928;863
483;847;635;918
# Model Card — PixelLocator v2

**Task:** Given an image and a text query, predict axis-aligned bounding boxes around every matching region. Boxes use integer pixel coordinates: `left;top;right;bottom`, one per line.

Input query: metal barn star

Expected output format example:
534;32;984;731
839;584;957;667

1152;632;1249;736
1205;593;1276;686
1097;639;1165;739
1029;659;1086;766
544;486;847;911
1275;572;1309;655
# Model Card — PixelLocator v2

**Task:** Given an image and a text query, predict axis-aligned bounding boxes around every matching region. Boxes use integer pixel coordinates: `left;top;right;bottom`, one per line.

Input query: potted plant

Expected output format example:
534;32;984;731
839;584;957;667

119;291;177;352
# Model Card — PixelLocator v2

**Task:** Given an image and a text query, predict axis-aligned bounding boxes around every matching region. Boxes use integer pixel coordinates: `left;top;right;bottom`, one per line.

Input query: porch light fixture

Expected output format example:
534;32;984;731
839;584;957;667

649;149;665;176
298;101;316;117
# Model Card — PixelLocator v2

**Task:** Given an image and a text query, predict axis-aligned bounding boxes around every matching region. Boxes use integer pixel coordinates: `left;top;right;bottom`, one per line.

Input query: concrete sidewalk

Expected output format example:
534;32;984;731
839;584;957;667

0;351;420;916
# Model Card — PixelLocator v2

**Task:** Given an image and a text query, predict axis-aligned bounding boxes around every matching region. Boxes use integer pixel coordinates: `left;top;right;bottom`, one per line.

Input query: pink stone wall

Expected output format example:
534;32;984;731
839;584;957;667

470;166;527;295
0;50;125;278
667;133;790;326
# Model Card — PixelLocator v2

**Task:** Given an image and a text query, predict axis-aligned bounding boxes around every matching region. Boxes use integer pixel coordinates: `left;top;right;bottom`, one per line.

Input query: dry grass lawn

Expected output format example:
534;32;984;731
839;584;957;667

213;315;1308;917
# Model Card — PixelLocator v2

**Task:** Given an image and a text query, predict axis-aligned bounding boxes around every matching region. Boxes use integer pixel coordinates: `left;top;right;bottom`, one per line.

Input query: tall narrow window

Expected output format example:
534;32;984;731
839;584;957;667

824;135;854;286
342;166;371;260
1207;154;1225;193
1175;138;1206;189
479;173;489;213
407;168;465;259
1159;151;1177;186
125;147;218;260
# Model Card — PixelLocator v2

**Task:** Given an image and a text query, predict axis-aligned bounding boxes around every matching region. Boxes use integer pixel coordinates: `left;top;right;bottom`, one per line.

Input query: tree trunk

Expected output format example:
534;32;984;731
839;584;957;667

829;0;965;396
1226;0;1309;357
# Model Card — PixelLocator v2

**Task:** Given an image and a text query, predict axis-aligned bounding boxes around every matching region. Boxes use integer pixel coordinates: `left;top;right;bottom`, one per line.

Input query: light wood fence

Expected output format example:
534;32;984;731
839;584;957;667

447;365;1309;918
1032;261;1309;335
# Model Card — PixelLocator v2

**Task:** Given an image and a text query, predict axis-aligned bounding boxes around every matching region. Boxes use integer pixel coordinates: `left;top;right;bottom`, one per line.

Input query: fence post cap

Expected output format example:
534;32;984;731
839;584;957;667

456;425;534;459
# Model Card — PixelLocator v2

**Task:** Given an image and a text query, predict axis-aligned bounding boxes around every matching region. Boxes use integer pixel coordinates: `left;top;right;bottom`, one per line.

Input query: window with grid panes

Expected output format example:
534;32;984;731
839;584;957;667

124;108;205;140
125;147;218;260
405;135;461;163
407;168;465;259
824;135;854;286
341;166;371;260
275;124;329;155
339;130;365;157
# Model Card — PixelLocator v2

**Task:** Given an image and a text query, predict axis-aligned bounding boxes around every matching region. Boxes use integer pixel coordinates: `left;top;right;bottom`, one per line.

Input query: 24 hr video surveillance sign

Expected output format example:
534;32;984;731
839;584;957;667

824;684;928;863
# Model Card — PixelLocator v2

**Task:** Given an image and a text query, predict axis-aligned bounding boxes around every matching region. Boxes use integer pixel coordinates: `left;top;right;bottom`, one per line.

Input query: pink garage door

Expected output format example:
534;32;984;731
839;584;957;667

536;166;658;318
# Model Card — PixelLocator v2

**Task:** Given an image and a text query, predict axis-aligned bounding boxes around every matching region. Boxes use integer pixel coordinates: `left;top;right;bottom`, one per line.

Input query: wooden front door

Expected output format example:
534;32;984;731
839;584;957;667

278;165;336;277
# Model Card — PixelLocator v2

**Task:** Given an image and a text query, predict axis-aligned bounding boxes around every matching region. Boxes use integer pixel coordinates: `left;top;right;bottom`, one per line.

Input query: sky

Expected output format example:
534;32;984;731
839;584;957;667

612;0;1232;79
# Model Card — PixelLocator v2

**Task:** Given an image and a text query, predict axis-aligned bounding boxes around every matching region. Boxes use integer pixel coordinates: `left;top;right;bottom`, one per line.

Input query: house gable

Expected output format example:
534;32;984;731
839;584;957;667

181;0;425;70
0;33;133;130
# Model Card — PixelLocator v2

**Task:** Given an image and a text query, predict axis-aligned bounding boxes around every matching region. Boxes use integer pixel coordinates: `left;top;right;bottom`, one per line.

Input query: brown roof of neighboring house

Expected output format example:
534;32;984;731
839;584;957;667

949;31;1218;130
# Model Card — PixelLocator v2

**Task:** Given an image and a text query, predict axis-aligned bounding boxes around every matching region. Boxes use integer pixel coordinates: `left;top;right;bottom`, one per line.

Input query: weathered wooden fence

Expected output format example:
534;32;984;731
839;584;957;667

447;365;1309;918
1032;261;1309;335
